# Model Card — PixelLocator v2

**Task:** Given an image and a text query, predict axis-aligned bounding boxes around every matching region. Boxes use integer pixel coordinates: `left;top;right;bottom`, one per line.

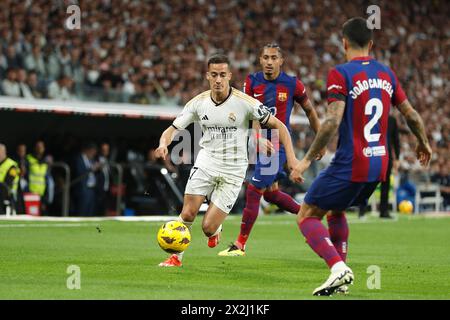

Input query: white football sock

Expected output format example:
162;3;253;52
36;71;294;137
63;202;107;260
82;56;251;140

175;251;184;261
331;261;348;273
177;214;193;230
210;224;222;237
175;215;193;261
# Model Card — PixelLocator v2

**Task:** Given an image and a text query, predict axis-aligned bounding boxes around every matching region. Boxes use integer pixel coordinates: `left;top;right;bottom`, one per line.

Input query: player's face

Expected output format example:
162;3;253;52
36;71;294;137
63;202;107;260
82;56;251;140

260;48;283;79
0;145;5;161
207;63;232;94
35;141;45;156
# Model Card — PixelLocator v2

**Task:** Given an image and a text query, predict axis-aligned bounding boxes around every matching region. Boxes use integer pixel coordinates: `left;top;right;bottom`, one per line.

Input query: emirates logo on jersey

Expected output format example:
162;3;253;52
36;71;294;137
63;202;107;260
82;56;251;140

228;112;236;123
278;92;287;102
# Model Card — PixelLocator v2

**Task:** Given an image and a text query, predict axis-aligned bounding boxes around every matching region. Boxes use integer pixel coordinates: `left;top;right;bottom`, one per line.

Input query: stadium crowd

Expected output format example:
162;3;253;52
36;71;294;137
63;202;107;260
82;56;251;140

0;0;449;213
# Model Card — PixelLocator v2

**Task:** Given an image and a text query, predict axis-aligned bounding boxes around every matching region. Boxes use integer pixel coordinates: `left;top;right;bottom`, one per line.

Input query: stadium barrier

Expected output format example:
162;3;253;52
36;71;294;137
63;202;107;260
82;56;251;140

415;183;443;213
0;96;183;119
0;95;309;123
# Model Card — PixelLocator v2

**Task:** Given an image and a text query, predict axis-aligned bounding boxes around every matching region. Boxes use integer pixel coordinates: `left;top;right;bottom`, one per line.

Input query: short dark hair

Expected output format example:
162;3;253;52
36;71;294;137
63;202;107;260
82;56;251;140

207;54;230;68
342;17;373;48
261;43;283;57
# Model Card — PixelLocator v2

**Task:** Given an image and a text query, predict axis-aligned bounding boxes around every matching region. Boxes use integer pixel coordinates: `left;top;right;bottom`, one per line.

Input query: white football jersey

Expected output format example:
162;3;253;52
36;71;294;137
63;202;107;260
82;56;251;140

173;87;271;179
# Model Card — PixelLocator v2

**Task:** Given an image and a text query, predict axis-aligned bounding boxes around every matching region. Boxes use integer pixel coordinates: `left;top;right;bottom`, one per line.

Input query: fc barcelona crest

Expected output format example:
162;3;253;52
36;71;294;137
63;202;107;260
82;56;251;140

278;92;287;102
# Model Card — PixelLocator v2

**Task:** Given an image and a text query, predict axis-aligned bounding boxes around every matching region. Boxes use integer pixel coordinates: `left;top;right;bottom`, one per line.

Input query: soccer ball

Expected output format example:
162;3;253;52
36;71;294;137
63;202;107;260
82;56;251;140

157;221;191;253
398;200;413;214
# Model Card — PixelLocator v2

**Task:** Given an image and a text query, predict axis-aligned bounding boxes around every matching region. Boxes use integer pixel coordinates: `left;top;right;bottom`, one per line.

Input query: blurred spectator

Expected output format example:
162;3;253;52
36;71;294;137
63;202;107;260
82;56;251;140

4;44;23;69
95;142;111;215
17;68;34;98
47;75;74;100
0;143;20;215
72;142;100;216
1;68;20;97
13;143;28;214
14;143;28;187
25;140;51;214
27;70;45;98
129;82;151;105
24;45;46;77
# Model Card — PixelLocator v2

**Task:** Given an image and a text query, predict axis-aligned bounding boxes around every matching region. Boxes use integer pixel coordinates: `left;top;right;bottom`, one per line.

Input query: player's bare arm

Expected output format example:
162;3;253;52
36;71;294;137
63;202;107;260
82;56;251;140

396;99;432;167
155;125;178;160
263;115;299;171
290;100;345;183
296;99;321;133
295;98;326;160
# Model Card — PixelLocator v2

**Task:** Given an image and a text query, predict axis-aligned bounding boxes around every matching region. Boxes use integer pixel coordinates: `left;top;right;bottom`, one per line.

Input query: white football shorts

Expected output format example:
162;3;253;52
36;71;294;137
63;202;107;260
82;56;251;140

184;166;244;214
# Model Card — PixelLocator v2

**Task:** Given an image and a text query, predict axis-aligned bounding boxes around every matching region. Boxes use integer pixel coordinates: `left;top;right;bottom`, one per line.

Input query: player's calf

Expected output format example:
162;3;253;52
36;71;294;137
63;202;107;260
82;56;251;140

263;189;300;214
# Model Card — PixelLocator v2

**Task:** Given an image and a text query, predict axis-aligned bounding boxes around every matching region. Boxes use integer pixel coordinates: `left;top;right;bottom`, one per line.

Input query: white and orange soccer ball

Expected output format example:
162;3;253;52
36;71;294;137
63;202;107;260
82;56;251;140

157;221;191;253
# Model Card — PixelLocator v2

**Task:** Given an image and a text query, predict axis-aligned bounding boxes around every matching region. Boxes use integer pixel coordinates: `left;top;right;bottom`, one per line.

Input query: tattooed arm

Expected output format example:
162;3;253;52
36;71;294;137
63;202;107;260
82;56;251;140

290;101;345;183
396;100;432;167
305;101;345;161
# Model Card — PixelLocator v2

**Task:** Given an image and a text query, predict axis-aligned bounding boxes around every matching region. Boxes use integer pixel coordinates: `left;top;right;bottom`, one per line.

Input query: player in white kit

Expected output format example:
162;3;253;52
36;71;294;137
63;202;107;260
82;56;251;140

155;54;299;267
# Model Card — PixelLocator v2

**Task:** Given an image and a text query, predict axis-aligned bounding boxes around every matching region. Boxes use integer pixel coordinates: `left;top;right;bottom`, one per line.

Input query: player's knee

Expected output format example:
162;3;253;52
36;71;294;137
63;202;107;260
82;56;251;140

201;222;215;237
248;184;264;195
297;204;322;224
262;189;276;202
180;209;197;223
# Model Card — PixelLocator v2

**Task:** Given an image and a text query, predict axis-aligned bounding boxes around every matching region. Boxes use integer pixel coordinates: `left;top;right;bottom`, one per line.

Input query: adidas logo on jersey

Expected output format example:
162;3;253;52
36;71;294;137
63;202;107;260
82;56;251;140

201;115;209;121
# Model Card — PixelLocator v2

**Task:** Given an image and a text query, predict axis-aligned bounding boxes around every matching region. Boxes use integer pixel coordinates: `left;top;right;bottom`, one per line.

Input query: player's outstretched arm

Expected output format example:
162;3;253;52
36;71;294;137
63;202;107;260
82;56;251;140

263;115;298;169
397;100;432;167
155;125;178;160
290;101;345;183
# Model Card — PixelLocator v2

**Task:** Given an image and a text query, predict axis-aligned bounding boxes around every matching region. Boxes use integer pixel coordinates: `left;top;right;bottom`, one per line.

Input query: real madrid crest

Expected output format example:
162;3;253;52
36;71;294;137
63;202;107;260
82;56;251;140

228;112;236;123
278;92;287;102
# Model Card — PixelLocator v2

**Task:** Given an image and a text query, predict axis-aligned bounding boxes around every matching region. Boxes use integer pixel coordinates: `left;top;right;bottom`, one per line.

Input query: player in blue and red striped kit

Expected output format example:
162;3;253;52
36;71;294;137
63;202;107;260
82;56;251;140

219;43;323;256
291;17;432;296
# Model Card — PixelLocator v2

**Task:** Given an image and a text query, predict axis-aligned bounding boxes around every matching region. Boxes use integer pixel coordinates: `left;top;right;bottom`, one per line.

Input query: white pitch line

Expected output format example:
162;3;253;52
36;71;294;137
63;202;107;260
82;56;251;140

0;223;99;228
0;215;175;222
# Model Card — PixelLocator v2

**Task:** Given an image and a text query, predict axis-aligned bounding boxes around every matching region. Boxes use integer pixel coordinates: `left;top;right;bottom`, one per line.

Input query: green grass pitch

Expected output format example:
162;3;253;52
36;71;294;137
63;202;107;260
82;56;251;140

1;213;449;299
